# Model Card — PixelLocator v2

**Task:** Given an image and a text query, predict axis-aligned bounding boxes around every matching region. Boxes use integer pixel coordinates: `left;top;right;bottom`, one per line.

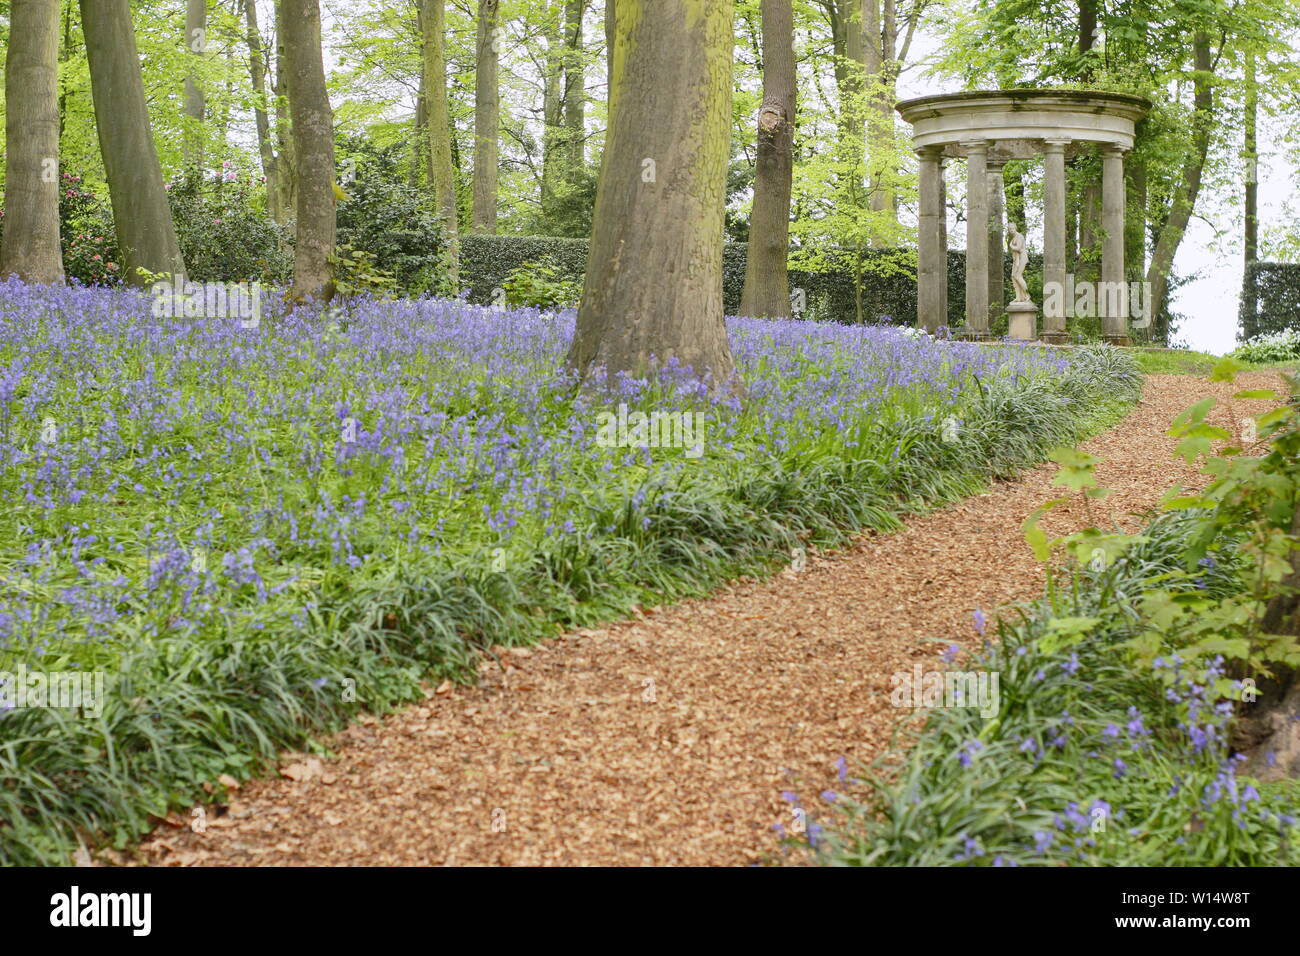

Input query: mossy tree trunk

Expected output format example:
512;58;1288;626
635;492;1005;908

1;0;64;284
738;0;795;320
568;0;738;391
423;0;460;283
472;0;500;234
80;0;186;285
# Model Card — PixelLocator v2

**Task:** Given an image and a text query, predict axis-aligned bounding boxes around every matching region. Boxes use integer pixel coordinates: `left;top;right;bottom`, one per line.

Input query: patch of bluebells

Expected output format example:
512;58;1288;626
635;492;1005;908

0;283;1085;672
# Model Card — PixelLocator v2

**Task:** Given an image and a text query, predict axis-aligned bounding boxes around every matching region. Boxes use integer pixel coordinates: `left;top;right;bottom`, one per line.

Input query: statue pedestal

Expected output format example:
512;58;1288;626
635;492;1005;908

1007;301;1038;341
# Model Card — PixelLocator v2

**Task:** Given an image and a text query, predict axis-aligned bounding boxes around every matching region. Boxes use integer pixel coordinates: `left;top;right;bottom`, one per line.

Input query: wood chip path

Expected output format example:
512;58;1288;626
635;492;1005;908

135;373;1283;866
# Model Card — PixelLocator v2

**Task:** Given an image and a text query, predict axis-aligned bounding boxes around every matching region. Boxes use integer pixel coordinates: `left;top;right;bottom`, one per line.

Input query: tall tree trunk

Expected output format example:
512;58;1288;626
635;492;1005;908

541;2;564;219
183;0;208;167
569;0;737;389
472;0;500;234
866;0;900;236
2;0;64;283
739;0;795;319
1145;32;1213;333
282;0;336;301
79;0;186;284
605;0;615;97
836;0;864;164
423;0;459;282
273;0;296;220
244;0;281;221
1244;49;1258;268
1125;154;1146;281
563;0;586;172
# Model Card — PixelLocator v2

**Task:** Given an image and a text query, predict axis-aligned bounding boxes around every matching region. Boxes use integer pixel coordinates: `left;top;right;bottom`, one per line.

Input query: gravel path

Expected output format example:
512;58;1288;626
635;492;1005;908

136;373;1283;866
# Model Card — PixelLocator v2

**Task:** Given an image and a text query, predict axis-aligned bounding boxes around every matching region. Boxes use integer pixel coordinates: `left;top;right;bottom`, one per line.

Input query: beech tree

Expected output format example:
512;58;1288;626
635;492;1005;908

472;0;501;234
282;0;336;301
79;0;186;284
568;0;738;389
243;0;283;222
183;0;208;167
1;0;64;284
423;0;460;281
738;0;796;319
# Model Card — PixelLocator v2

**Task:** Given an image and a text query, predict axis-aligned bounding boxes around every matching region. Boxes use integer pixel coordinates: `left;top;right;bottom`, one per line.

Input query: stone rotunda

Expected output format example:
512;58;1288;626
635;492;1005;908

895;89;1151;345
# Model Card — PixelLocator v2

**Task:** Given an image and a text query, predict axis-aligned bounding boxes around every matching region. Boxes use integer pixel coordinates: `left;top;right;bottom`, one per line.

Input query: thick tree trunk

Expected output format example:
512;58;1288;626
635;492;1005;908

738;0;795;320
472;0;500;234
282;0;336;301
563;0;586;172
568;0;738;390
79;0;186;284
1;0;65;283
244;0;281;222
183;0;208;167
423;0;459;282
1145;32;1213;330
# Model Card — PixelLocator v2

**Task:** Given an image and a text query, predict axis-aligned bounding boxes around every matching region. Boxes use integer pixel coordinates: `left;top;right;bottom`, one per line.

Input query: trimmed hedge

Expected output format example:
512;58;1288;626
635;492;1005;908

1240;261;1300;340
459;234;996;326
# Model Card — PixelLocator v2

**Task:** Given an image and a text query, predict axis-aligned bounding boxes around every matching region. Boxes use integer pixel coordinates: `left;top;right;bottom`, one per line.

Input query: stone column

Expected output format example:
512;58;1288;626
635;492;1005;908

963;140;989;337
938;158;949;327
1101;144;1129;344
987;160;1006;323
1042;139;1070;344
915;146;945;332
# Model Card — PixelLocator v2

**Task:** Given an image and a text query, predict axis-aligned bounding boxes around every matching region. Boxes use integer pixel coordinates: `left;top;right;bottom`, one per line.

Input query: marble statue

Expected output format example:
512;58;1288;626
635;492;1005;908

1008;222;1030;303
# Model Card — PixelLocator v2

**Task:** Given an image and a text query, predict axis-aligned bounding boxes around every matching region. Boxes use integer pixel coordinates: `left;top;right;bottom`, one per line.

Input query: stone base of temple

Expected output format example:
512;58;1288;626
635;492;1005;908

955;327;991;341
1040;331;1072;345
1102;333;1132;347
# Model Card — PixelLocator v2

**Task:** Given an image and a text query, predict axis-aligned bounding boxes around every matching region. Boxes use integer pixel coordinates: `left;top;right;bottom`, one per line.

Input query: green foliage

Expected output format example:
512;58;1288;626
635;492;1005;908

334;141;449;296
815;359;1300;867
1241;263;1300;342
813;511;1300;866
328;243;399;301
460;234;985;326
501;259;583;310
459;234;591;306
166;170;293;284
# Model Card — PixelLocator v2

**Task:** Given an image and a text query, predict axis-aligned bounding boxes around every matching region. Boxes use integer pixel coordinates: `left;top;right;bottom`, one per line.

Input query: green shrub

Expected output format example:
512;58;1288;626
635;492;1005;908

335;157;448;296
1241;261;1300;340
458;234;990;326
167;170;293;283
501;259;584;310
1232;329;1300;364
